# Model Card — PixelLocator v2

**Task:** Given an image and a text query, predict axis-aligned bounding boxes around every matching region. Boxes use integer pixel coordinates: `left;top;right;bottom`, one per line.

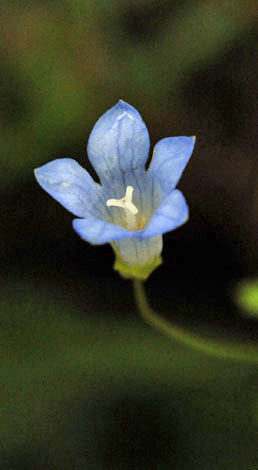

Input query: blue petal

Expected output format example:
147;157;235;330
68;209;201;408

142;189;189;238
114;236;163;266
101;170;162;226
72;217;139;245
87;100;150;183
73;190;188;245
149;136;195;194
34;158;105;218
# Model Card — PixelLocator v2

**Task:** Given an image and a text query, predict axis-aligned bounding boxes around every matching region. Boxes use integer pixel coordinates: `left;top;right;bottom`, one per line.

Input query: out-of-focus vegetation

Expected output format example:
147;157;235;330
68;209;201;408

1;282;258;469
1;0;258;468
236;279;258;317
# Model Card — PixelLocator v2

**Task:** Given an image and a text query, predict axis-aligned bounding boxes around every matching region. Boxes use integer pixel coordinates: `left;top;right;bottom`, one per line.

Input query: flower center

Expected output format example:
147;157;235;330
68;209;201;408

106;186;139;230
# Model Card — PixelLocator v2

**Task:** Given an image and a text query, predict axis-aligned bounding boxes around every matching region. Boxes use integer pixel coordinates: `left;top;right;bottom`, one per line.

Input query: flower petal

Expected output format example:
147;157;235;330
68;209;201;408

114;236;162;266
34;158;104;218
87;100;150;183
149;136;195;194
72;217;139;245
142;189;189;238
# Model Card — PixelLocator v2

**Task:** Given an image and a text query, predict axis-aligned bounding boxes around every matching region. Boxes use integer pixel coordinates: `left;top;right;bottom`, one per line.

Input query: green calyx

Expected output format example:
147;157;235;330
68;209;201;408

112;249;162;281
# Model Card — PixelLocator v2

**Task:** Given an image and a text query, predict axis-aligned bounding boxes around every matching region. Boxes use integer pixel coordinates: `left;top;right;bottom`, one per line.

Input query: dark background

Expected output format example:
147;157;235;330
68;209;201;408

1;0;258;468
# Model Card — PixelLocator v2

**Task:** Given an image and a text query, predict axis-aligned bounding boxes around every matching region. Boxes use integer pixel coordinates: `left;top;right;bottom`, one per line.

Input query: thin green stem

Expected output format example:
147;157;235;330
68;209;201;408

133;279;258;363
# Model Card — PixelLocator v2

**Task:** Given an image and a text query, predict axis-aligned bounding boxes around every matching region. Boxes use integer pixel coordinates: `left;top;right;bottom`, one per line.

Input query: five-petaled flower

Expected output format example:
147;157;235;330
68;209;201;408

34;101;195;280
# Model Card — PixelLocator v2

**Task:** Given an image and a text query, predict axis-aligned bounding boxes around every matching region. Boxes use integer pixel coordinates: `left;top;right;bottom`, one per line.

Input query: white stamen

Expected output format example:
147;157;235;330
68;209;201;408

106;186;138;215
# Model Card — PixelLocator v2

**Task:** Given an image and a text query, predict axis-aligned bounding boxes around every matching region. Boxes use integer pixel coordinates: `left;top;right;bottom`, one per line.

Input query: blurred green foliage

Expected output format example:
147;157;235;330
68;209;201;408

236;279;258;318
1;0;257;188
1;282;258;468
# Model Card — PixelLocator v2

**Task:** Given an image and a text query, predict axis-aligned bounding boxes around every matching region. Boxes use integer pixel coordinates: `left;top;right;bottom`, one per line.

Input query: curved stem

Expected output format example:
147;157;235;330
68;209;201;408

133;279;258;363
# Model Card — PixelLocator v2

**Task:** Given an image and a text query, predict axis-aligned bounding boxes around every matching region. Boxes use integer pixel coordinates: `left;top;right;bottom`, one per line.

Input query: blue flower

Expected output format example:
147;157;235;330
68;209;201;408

34;100;195;280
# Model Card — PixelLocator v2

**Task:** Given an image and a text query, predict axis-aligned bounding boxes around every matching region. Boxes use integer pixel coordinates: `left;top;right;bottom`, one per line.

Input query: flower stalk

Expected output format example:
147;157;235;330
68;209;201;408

133;279;258;363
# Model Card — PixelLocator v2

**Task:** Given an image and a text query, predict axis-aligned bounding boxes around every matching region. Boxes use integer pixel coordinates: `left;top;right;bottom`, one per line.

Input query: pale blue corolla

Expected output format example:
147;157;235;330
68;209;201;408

34;101;195;279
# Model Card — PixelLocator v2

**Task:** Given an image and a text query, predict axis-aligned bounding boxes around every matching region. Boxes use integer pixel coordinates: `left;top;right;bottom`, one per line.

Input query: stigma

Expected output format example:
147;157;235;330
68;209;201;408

106;186;138;215
106;186;140;230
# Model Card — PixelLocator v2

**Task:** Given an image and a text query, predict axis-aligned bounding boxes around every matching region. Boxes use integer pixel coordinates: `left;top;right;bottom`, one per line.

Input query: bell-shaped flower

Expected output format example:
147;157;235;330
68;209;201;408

34;101;195;280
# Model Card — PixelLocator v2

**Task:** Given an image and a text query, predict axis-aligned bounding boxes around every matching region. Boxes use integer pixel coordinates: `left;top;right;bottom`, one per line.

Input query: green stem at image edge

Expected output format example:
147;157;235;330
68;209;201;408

133;279;258;364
